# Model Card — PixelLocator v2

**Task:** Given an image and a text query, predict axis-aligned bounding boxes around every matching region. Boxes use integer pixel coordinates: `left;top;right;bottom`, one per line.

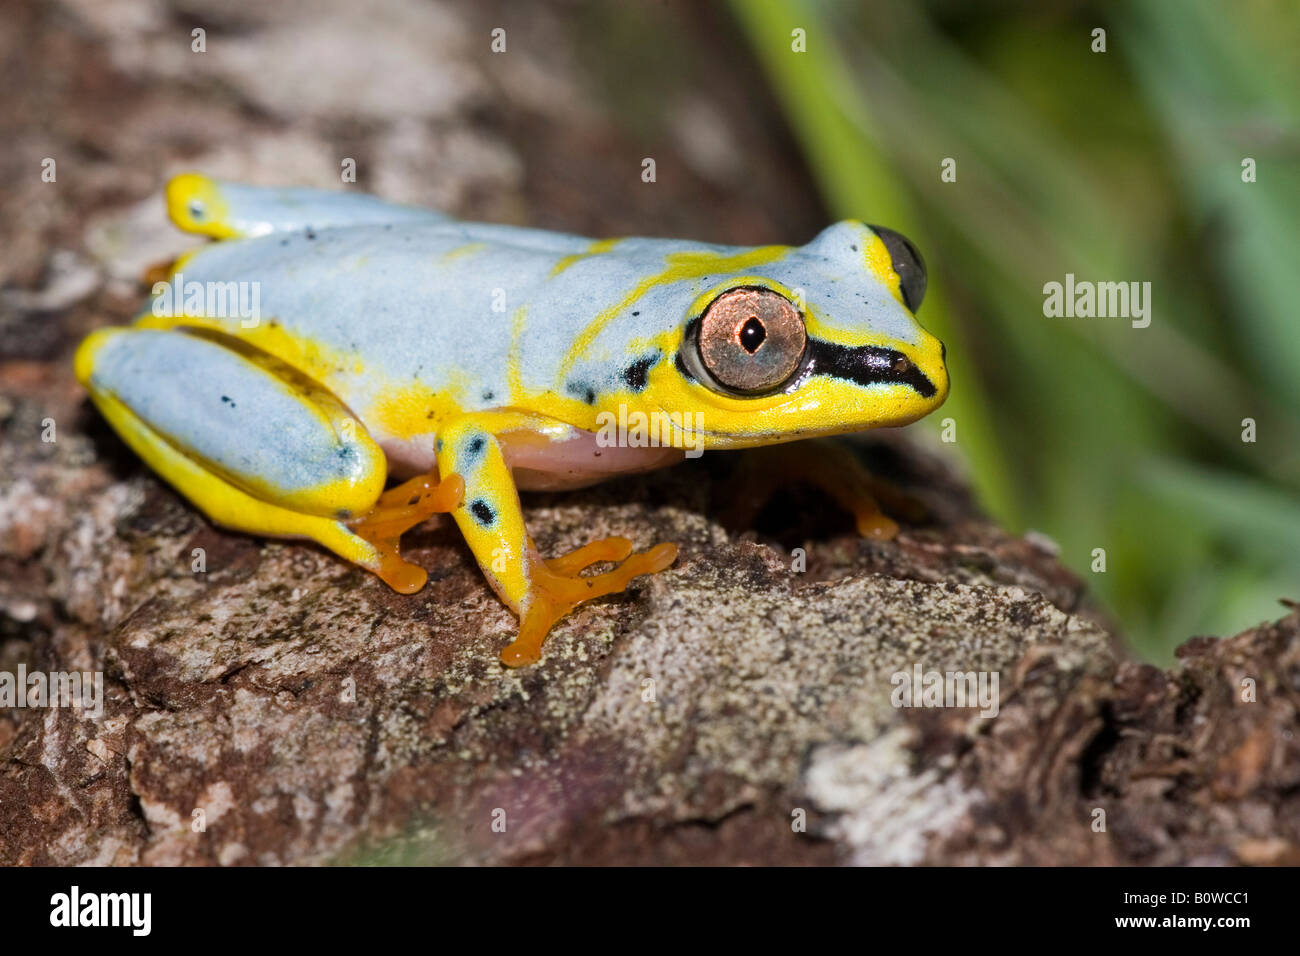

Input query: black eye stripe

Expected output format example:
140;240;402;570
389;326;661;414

806;340;936;397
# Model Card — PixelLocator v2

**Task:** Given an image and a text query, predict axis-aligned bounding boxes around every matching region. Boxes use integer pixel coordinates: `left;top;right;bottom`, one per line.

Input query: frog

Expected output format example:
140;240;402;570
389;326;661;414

75;174;948;666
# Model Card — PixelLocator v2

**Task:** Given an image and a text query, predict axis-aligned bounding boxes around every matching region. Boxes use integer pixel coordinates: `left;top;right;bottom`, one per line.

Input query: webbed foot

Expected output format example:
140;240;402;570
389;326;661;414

501;537;678;667
349;471;464;593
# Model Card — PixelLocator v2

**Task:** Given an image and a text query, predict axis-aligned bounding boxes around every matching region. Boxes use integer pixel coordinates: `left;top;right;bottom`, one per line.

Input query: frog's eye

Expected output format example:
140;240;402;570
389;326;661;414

697;287;806;394
188;199;206;222
869;225;927;312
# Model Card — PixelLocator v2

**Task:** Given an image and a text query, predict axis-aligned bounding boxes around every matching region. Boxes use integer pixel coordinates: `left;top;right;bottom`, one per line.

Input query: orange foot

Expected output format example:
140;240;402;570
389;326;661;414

349;471;465;593
721;439;925;541
500;537;679;667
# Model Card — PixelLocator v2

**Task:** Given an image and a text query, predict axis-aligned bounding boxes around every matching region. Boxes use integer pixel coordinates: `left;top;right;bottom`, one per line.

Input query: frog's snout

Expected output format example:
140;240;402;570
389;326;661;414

918;330;950;409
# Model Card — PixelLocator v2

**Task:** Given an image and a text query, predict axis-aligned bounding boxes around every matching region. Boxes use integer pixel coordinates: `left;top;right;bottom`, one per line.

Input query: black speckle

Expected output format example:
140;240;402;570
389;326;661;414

279;238;289;247
850;244;858;252
469;499;495;526
464;436;486;461
622;352;660;391
436;438;444;452
220;395;236;408
631;311;640;317
482;389;495;401
305;227;316;240
566;380;597;405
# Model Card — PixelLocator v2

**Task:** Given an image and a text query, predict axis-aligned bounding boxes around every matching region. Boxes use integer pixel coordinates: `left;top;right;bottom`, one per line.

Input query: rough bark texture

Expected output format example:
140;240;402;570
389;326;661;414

2;0;1298;866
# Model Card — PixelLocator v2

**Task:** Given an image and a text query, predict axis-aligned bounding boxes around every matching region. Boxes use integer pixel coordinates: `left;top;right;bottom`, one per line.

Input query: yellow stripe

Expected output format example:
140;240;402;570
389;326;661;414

557;244;790;381
507;306;527;402
549;237;621;277
863;232;905;306
441;242;486;263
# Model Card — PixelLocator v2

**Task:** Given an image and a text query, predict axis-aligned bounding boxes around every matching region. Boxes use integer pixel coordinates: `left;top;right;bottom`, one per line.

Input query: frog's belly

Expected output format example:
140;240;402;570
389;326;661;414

377;425;684;491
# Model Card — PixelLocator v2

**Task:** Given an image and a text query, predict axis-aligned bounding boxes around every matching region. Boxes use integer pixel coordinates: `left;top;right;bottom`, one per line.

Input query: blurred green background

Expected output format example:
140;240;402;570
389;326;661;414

730;0;1300;661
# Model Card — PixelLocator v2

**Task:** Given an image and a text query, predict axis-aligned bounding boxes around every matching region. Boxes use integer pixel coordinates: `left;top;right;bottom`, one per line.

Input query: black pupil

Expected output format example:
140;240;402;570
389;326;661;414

739;317;766;353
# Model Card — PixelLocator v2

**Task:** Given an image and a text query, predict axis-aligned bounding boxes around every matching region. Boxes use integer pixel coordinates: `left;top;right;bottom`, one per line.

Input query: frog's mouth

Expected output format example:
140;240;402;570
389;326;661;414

799;339;938;398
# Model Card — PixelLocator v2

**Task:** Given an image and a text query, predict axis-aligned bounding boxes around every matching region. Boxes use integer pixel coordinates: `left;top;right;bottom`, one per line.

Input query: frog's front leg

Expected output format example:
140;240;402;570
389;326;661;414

435;412;678;667
74;326;461;586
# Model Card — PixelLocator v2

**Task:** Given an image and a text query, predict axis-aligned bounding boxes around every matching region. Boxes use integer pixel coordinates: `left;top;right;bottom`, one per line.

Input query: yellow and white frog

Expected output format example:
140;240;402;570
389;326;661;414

75;174;948;665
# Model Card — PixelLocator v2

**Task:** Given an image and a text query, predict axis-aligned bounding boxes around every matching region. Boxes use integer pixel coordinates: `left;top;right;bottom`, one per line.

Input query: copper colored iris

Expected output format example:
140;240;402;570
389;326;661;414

698;288;806;394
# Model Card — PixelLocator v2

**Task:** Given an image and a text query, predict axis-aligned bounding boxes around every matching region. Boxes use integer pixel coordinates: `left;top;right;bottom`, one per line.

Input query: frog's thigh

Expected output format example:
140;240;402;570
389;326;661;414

75;326;389;569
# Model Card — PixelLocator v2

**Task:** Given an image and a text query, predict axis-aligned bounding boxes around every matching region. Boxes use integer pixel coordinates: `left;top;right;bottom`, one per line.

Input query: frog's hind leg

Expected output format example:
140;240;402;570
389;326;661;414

722;438;926;540
74;325;437;585
436;412;677;667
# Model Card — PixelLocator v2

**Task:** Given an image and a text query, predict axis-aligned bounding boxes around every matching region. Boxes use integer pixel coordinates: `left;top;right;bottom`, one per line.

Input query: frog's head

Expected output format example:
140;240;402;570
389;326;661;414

648;221;948;448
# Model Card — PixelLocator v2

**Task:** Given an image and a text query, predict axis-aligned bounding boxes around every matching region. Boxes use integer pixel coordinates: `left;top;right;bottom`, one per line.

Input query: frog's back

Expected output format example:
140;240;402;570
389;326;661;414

145;220;728;428
146;222;582;411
